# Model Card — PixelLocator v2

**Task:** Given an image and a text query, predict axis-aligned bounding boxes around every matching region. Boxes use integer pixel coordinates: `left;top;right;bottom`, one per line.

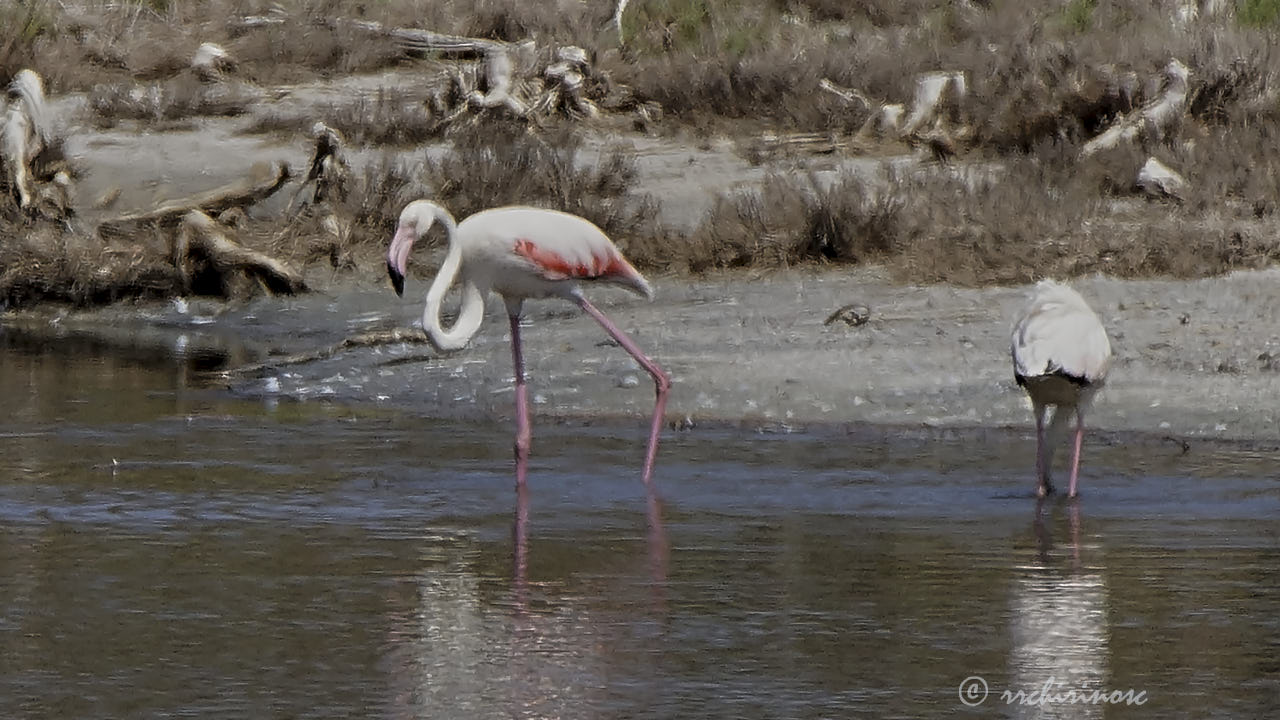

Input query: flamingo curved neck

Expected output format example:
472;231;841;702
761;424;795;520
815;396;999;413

422;214;486;351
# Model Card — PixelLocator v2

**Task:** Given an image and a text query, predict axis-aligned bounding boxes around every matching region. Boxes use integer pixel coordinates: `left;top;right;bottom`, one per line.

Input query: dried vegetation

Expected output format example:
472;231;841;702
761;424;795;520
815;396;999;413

3;0;1280;308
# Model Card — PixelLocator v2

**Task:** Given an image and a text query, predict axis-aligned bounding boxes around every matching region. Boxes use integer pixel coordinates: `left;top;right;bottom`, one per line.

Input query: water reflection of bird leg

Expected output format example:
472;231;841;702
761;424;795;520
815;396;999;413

1069;501;1082;572
645;482;669;607
513;483;530;616
1033;496;1052;564
1032;497;1085;571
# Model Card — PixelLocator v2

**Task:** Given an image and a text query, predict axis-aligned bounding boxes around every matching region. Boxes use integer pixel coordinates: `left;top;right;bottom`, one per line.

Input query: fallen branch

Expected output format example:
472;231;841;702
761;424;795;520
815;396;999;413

1081;59;1190;158
217;327;434;377
901;71;967;138
174;210;307;295
98;160;291;237
818;78;873;113
1135;156;1188;201
3;69;56;211
288;122;350;212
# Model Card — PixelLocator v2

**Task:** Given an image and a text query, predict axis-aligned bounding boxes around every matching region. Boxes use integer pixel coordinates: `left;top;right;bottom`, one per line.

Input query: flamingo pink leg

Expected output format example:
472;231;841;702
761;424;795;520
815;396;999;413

509;312;532;490
574;294;671;487
509;312;533;597
1067;407;1086;498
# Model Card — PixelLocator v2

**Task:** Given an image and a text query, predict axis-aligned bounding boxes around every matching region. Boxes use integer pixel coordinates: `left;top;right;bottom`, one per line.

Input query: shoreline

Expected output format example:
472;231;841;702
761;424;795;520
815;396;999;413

5;264;1278;454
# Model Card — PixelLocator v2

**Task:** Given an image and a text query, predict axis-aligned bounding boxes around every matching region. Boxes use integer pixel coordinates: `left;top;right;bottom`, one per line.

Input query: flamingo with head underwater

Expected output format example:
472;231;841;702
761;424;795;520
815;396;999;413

386;200;671;490
1011;280;1113;499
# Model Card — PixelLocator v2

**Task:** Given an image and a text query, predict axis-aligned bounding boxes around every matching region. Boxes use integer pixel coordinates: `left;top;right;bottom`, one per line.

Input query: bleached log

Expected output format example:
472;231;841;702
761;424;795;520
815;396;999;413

289;122;350;211
468;47;529;116
31;171;73;220
342;19;507;56
900;71;966;138
557;45;590;69
192;42;235;82
750;132;846;158
2;69;54;209
613;0;631;44
544;62;599;118
1081;59;1190;158
818;78;873;113
99;161;292;236
230;14;514;58
2;108;35;208
1136;157;1188;200
853;103;905;143
174;211;307;295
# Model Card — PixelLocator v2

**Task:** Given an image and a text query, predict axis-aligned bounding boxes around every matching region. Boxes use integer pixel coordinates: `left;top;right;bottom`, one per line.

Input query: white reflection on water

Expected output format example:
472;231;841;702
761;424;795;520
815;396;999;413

1008;503;1108;720
383;489;668;719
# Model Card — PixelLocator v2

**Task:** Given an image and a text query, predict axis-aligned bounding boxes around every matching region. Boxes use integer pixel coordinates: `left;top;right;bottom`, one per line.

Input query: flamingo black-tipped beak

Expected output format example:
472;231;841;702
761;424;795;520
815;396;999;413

387;261;405;297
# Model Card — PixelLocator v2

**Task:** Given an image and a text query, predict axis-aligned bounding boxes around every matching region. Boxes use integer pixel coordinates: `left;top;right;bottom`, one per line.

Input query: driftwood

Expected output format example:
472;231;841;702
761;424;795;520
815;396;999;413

467;45;531;117
290;122;350;211
98;160;292;237
809;72;969;157
1176;0;1232;25
901;71;967;138
538;46;601;119
818;77;909;145
1135;156;1188;201
1081;59;1190;158
2;69;56;211
230;14;512;58
173;210;307;295
854;103;905;144
749;132;847;158
230;15;643;127
191;42;235;82
818;78;874;113
283;124;353;266
217;328;433;377
613;0;631;44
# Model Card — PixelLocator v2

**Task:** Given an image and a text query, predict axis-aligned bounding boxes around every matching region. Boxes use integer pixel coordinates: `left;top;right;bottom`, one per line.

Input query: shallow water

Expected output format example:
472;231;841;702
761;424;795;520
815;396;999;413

0;331;1277;718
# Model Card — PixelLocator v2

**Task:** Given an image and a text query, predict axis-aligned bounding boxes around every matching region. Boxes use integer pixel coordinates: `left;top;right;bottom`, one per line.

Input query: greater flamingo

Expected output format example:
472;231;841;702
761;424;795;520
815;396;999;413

386;200;671;491
1011;280;1112;498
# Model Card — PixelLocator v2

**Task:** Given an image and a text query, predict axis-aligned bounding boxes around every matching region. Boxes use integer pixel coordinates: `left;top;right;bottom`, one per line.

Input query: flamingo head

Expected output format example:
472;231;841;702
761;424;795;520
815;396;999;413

387;200;446;297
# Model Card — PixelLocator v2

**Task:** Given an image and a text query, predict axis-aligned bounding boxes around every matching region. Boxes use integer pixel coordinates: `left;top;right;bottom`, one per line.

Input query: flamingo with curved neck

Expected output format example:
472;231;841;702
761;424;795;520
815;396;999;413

387;200;670;491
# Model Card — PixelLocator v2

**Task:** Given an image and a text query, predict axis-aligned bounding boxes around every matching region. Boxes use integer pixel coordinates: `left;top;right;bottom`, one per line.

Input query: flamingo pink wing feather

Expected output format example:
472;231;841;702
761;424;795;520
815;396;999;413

513;237;630;281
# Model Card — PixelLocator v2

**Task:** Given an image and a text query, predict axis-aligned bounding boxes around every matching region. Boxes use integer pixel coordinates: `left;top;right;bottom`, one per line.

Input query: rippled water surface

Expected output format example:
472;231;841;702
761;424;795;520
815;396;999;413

1;331;1277;718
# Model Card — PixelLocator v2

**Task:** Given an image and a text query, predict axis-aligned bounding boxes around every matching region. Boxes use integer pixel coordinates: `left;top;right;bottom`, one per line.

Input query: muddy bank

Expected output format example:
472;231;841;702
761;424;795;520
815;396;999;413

8;264;1278;451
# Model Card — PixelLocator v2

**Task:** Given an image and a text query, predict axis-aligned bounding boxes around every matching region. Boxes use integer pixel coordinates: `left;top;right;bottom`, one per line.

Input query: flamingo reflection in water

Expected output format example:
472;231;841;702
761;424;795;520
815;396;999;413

1007;501;1109;719
382;500;668;717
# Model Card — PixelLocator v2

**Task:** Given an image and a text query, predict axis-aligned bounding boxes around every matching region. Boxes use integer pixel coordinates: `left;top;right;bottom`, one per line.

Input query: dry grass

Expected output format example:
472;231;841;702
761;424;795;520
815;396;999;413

0;223;179;307
5;0;1280;309
86;77;255;127
659;144;1280;285
312;121;657;248
243;88;442;146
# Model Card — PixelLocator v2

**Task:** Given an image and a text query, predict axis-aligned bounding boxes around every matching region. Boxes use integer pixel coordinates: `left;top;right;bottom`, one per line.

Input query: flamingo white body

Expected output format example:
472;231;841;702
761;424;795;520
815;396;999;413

387;200;670;493
3;69;52;209
1011;280;1112;498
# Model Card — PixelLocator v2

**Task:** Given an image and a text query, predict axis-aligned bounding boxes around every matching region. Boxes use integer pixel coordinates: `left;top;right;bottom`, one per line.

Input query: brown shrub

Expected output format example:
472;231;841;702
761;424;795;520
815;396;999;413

421;123;658;240
665;142;1280;285
86;77;254;127
325;123;658;252
0;223;178;308
244;87;442;146
663;172;904;272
